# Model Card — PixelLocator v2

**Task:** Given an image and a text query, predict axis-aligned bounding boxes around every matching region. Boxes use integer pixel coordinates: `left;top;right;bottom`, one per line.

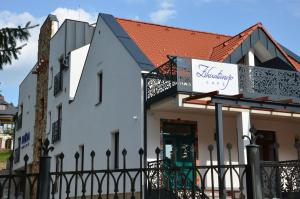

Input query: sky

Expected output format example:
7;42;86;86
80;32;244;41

0;0;300;105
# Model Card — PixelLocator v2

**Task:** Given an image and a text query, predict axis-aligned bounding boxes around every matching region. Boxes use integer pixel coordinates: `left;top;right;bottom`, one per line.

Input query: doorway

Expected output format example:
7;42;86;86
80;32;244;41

161;120;197;167
256;130;277;161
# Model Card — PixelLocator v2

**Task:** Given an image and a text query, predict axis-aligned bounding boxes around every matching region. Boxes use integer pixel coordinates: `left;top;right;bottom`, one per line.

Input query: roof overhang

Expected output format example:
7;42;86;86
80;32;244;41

181;91;300;114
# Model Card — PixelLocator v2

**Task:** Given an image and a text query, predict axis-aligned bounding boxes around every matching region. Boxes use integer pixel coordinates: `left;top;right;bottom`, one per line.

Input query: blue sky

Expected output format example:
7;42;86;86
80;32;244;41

0;0;299;105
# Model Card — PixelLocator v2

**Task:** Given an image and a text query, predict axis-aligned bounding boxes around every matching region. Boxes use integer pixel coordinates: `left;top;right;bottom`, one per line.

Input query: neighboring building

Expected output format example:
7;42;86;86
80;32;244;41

0;95;16;150
13;13;300;197
0;95;17;169
13;70;37;170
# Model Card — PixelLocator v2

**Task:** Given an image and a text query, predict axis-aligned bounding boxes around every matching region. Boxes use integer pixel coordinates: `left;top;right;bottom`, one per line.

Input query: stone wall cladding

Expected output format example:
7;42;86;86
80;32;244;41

32;16;56;174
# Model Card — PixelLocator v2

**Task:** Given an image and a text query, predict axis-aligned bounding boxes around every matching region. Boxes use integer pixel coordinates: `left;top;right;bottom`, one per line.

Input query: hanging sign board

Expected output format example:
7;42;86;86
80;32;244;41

192;59;239;95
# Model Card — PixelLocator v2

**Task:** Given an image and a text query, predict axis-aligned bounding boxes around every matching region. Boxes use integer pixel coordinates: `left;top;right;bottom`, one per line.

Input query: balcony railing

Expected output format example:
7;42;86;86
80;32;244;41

14;147;20;163
52;119;61;144
145;58;300;104
15;114;22;130
54;72;63;96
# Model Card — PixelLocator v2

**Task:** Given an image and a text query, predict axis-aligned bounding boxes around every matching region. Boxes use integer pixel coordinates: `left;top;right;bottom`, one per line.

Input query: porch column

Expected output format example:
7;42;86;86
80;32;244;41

236;111;251;164
246;49;255;66
215;103;226;199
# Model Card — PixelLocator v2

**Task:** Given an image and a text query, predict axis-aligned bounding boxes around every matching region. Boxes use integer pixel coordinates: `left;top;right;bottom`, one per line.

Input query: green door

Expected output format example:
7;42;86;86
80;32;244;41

162;121;196;188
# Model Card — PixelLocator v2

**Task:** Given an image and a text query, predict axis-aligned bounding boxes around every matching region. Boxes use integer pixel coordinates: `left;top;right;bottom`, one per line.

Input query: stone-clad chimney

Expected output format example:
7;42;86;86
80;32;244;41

32;14;58;174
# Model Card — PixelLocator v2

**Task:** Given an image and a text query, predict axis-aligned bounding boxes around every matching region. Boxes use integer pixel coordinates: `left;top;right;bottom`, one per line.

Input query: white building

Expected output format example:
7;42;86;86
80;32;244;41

13;69;37;170
13;13;300;197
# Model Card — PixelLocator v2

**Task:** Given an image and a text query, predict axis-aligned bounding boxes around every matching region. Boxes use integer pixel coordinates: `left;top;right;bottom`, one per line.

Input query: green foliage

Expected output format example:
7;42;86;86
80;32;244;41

0;151;11;162
0;22;38;69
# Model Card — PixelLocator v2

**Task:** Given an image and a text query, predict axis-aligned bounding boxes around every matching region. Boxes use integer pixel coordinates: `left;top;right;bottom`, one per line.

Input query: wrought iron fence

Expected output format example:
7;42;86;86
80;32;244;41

260;141;300;199
261;160;300;199
1;139;251;199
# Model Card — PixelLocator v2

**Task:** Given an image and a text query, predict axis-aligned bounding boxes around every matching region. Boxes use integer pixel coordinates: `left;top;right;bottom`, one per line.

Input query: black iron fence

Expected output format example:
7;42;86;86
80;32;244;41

260;142;300;199
2;138;300;199
1;139;252;199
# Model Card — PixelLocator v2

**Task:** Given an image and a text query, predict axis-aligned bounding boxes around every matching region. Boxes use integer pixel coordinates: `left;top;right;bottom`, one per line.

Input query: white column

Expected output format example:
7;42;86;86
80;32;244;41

246;49;255;66
236;111;251;164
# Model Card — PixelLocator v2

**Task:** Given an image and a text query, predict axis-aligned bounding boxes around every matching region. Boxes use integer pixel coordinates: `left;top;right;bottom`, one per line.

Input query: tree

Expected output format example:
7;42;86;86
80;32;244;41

0;22;38;69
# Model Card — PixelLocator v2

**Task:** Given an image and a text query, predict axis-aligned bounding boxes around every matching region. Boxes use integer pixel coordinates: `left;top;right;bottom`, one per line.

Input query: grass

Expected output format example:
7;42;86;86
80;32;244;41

0;151;12;162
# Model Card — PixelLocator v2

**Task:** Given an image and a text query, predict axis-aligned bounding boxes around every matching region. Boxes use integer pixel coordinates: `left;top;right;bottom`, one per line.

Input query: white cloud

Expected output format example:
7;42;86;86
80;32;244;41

51;8;97;25
0;8;97;104
150;0;177;24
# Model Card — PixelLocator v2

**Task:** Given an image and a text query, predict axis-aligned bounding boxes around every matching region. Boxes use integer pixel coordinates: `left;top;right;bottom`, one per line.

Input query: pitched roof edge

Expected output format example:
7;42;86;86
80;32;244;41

100;14;155;71
212;22;260;51
279;44;300;63
212;23;298;69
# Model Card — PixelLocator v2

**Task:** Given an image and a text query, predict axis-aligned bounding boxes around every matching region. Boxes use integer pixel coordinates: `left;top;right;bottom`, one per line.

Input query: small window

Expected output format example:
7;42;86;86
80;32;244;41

19;104;23;115
112;132;119;169
79;145;84;172
57;105;62;121
98;72;103;104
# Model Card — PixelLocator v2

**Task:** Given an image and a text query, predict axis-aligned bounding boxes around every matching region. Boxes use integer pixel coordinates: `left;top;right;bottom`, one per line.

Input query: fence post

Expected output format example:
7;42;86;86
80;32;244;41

37;138;54;199
246;144;263;199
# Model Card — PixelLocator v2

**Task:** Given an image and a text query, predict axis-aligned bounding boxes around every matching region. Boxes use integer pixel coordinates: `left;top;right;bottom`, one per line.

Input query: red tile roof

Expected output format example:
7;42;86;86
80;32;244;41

117;18;300;71
210;23;261;62
117;18;231;67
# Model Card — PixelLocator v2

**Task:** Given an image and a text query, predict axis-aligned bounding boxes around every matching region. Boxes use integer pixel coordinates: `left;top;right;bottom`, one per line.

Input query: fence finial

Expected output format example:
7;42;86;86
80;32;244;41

41;138;54;156
242;126;263;145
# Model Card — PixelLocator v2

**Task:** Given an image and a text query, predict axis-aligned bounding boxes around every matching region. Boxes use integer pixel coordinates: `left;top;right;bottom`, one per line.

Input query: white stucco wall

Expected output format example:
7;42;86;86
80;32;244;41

44;15;145;197
13;70;37;170
147;109;239;164
47;15;144;173
147;108;300;164
252;115;300;161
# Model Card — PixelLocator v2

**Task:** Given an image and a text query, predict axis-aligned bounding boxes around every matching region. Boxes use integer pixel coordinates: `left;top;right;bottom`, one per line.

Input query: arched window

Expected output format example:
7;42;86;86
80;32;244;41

5;139;12;150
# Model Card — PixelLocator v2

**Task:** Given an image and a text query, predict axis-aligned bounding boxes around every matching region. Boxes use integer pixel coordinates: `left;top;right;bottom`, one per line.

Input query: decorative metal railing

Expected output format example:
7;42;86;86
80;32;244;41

54;71;63;96
239;65;300;102
145;59;178;101
3;140;249;199
145;58;300;103
52;119;61;143
147;144;247;199
261;160;300;199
